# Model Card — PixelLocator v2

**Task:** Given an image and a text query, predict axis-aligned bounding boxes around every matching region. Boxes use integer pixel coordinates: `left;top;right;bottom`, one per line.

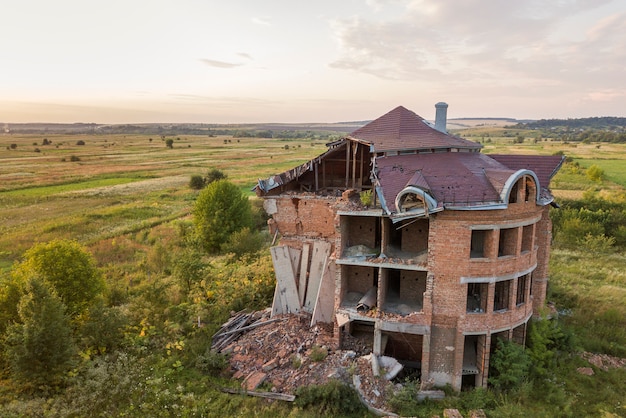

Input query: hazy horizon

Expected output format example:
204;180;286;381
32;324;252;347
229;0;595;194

2;1;625;124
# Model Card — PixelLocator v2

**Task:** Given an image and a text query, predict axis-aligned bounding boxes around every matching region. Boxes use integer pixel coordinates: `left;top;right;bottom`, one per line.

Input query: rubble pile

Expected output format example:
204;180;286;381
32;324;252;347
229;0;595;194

212;309;401;411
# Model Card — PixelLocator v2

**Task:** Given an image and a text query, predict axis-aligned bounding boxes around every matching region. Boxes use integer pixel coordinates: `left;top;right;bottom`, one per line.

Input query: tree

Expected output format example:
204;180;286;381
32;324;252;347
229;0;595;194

193;180;252;253
12;240;106;317
165;138;174;148
4;278;76;388
488;338;530;391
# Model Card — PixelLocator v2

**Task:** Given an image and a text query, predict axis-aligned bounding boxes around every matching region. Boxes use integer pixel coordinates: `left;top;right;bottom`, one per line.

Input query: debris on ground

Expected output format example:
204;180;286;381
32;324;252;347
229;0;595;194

212;309;404;412
581;351;626;371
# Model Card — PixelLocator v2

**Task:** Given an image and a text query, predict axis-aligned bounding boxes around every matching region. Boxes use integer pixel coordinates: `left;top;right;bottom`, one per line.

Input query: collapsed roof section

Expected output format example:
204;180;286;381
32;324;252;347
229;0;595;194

256;105;565;218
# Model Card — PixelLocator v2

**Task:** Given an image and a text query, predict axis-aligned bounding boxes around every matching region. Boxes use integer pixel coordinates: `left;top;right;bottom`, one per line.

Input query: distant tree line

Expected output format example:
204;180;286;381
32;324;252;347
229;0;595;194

514;116;626;130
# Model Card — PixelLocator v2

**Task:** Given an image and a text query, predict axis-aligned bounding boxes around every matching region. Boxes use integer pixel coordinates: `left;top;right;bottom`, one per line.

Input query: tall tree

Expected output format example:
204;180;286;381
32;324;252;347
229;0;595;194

12;240;105;317
193;179;252;253
4;278;76;388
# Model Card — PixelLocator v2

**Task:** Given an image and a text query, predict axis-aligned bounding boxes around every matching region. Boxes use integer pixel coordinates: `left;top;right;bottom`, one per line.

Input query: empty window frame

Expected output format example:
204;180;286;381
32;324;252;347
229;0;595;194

466;282;488;313
498;227;518;257
516;274;528;305
521;224;534;253
508;180;520;203
494;280;511;311
470;230;487;258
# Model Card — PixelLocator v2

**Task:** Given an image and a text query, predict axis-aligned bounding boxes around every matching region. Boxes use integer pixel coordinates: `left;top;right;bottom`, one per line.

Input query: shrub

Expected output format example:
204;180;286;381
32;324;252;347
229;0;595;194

360;189;373;207
309;345;328;362
294;380;365;416
189;175;205;190
586;164;604;182
488;339;530;391
3;278;76;389
70;155;80;162
11;239;106;317
220;227;266;259
204;168;227;185
193;180;252;253
195;349;229;374
165;138;174;148
76;140;85;146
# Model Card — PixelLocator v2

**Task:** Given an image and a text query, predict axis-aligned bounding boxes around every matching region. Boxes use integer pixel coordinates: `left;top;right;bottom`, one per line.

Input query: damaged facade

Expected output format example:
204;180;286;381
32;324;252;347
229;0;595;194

256;104;564;391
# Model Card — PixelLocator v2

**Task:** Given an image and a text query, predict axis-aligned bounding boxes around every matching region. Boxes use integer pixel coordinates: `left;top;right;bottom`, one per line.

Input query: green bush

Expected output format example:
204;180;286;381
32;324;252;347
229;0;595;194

488;339;530;391
189;175;205;190
220;227;266;259
11;239;106;317
204;168;227;185
586;164;605;182
4;278;76;389
195;349;228;374
294;380;365;416
193;180;252;253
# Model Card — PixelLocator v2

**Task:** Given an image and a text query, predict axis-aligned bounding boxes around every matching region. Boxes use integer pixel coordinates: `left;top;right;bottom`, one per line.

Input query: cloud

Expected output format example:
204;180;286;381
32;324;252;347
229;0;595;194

199;59;243;69
328;0;624;93
251;16;271;26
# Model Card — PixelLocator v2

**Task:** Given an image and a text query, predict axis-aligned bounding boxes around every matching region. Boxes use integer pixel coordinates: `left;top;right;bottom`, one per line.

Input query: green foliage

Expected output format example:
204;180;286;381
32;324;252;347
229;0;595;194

165;138;174;148
551;194;626;251
3;278;76;389
586;164;605;182
204;168;227;185
189;174;205;190
12;240;106;317
526;315;574;379
309;345;328;362
195;348;228;374
488;339;530;391
294;380;365;416
77;300;128;354
145;241;172;275
0;277;24;335
193;180;252;253
173;248;207;292
201;253;275;319
360;189;373;206
220;227;267;260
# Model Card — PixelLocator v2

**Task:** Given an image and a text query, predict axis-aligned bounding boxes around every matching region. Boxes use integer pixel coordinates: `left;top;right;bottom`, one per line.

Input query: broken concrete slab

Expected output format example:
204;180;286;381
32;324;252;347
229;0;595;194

304;240;331;312
298;243;311;305
270;246;301;315
311;260;335;326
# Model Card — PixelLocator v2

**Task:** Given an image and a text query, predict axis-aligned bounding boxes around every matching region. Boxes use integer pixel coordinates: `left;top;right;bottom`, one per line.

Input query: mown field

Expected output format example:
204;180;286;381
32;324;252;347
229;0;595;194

1;127;625;417
0;133;327;271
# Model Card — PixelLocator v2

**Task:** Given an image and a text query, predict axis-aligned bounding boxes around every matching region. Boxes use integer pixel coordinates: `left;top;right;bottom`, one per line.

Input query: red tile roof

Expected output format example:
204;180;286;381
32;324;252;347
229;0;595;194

349;106;482;152
488;154;565;190
376;152;513;212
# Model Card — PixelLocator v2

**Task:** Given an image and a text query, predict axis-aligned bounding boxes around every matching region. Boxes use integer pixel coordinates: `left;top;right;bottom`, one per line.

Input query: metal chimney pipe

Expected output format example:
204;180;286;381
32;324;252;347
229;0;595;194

435;102;448;133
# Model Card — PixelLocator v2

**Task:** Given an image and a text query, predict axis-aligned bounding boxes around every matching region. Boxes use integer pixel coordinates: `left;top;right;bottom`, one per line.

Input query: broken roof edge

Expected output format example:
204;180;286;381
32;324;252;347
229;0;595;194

255;142;347;194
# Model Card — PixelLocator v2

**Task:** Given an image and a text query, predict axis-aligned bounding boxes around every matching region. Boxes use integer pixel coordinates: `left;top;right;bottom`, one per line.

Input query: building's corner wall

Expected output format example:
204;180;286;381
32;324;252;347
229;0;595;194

531;206;552;315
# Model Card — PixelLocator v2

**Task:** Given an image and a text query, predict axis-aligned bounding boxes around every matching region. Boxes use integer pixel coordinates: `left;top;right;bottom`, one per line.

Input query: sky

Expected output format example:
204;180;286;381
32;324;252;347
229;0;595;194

1;0;625;124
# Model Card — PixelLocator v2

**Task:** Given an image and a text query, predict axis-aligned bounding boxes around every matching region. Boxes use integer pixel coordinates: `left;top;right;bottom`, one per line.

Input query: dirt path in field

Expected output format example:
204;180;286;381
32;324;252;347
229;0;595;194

64;175;190;196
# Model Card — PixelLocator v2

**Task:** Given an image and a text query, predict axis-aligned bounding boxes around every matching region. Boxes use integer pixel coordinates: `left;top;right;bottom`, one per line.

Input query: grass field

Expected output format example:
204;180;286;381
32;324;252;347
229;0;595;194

1;128;625;416
0;133;326;269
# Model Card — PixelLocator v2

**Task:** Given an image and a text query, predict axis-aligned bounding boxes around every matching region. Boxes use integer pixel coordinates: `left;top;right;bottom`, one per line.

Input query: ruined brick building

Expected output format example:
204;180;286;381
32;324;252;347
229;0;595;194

255;104;564;391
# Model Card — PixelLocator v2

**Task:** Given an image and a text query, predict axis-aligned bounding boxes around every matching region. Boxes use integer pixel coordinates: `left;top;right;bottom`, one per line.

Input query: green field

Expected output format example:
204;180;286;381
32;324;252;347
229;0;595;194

0;133;326;268
1;128;625;417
